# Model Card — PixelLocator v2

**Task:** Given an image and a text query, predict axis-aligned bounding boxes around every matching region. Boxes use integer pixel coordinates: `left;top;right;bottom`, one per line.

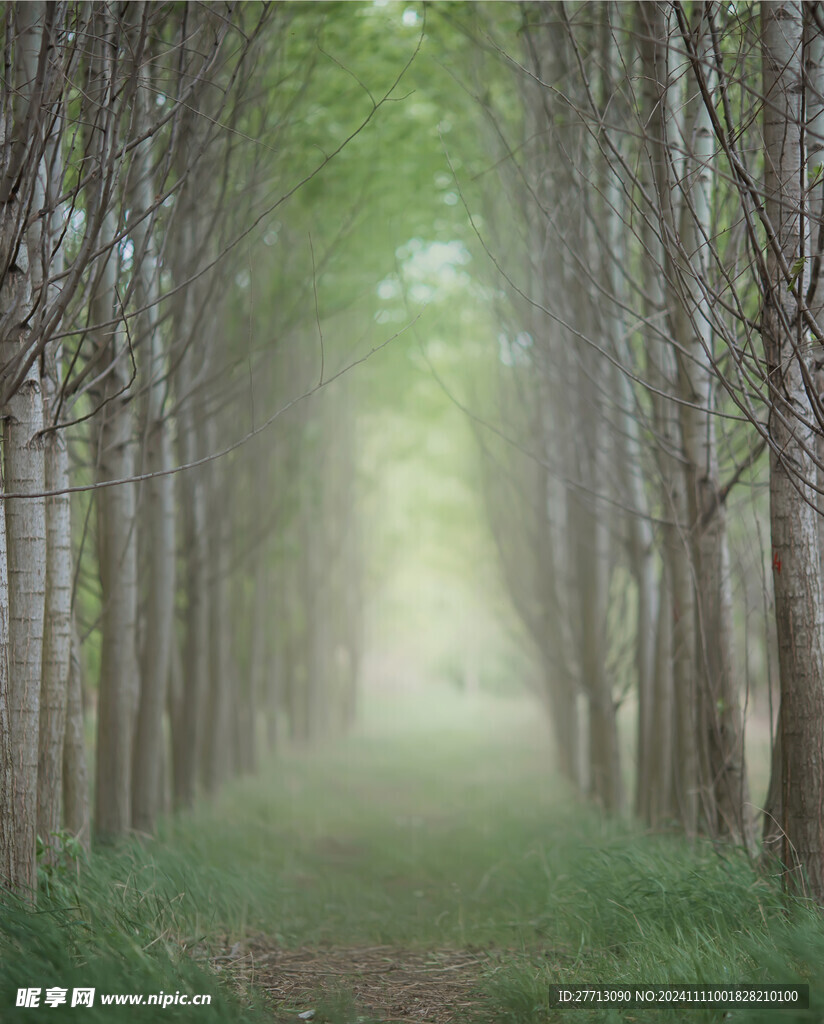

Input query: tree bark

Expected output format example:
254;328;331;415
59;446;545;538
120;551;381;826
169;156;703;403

761;0;824;899
637;0;699;834
673;8;749;842
82;7;139;844
62;619;89;851
574;343;621;813
201;446;232;790
34;82;71;865
91;237;139;840
0;2;48;894
648;561;674;823
37;337;71;856
130;73;176;835
0;477;15;889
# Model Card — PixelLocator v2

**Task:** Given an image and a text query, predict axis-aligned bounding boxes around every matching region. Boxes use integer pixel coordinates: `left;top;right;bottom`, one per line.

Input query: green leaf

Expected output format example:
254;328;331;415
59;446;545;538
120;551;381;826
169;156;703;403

788;256;806;290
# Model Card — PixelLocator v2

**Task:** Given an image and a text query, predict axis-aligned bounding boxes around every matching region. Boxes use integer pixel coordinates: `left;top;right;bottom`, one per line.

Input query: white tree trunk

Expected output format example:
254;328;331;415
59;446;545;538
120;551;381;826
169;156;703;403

33;98;72;863
37;338;71;856
1;288;47;892
0;2;48;893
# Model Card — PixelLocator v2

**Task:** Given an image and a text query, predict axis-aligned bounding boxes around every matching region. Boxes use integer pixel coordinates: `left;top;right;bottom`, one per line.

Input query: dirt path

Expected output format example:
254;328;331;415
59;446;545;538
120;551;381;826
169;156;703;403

211;937;492;1023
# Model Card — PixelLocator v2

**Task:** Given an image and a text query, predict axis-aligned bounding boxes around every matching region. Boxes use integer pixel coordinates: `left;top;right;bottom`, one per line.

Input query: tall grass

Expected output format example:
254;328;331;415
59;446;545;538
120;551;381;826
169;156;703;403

1;687;821;1022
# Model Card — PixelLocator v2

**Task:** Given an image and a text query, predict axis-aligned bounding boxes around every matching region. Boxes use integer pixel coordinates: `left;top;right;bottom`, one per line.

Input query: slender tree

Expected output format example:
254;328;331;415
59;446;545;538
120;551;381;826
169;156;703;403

0;1;49;892
760;0;824;899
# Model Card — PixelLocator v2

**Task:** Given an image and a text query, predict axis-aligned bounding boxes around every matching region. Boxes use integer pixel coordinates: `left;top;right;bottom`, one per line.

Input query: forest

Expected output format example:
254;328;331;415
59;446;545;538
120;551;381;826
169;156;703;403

2;0;824;1021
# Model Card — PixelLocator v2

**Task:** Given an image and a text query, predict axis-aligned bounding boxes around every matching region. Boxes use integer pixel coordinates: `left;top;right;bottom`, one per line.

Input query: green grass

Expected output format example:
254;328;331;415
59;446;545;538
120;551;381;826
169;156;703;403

1;686;822;1022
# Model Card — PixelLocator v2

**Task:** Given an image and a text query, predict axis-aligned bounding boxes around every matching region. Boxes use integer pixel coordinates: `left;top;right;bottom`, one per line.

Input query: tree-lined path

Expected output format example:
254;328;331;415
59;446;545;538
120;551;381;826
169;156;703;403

2;2;824;1020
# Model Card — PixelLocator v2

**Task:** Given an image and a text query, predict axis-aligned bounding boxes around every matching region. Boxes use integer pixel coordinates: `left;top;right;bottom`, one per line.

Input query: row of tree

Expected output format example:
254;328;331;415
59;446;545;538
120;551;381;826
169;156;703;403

466;0;824;901
0;2;364;899
7;0;824;915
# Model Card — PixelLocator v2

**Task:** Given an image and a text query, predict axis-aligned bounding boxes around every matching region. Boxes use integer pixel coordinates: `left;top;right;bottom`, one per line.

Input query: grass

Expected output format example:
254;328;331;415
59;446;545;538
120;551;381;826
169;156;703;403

1;685;822;1022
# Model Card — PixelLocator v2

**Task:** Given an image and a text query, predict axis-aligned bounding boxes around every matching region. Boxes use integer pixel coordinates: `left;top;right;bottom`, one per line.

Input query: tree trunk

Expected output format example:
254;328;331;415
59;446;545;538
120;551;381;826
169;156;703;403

62;619;89;851
543;656;581;790
0;483;15;888
169;207;210;808
0;2;48;894
82;7;140;843
574;349;621;813
674;10;749;842
805;2;824;584
604;169;657;821
172;425;209;808
761;0;824;899
130;77;176;835
637;0;698;833
648;562;674;824
35;95;71;865
202;455;232;791
91;209;139;841
1;296;46;891
38;358;71;856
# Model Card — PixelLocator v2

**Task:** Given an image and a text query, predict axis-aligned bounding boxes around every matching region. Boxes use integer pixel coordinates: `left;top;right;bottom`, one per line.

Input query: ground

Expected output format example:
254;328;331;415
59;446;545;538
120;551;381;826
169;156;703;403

2;685;820;1023
170;686;816;1023
212;939;490;1022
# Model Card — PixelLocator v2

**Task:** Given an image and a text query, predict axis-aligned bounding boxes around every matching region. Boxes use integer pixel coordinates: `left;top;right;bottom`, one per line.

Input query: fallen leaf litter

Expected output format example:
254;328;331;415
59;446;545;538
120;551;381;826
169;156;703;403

208;936;491;1023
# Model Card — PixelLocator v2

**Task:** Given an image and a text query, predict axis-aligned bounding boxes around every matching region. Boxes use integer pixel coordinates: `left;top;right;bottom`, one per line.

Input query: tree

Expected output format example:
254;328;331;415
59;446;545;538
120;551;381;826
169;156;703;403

1;0;50;893
760;0;824;899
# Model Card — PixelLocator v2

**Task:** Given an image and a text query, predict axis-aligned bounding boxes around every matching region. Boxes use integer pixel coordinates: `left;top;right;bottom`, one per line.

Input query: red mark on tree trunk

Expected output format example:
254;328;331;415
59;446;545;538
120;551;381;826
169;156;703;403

773;550;782;574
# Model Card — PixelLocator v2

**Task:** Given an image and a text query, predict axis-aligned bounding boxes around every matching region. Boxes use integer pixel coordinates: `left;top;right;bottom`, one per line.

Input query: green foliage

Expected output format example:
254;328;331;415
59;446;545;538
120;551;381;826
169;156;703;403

36;831;87;902
788;257;807;290
0;854;269;1022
